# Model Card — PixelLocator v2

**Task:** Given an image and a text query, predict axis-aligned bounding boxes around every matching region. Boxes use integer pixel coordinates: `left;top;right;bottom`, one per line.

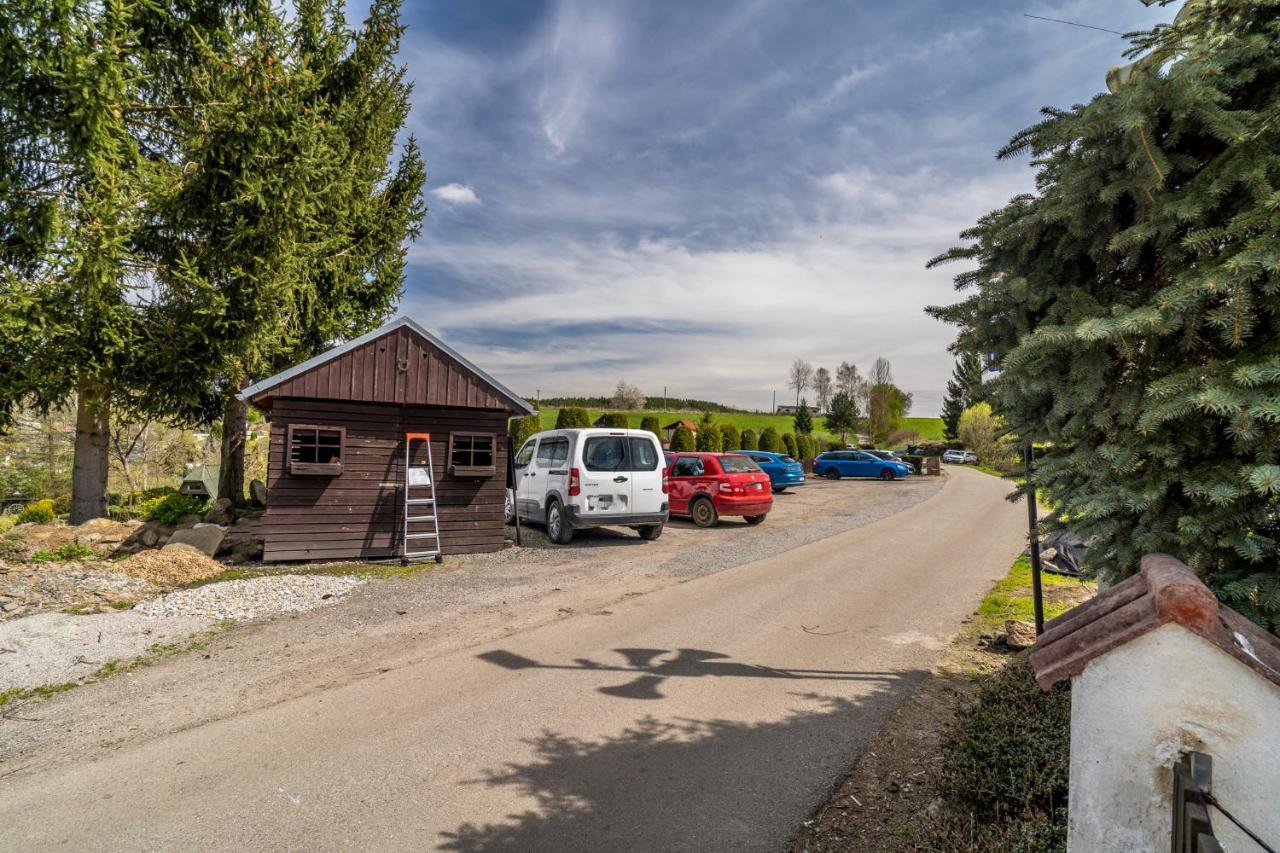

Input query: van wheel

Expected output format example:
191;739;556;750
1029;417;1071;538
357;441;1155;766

824;468;841;480
745;514;767;525
879;469;896;481
690;497;718;528
546;500;573;544
638;524;663;541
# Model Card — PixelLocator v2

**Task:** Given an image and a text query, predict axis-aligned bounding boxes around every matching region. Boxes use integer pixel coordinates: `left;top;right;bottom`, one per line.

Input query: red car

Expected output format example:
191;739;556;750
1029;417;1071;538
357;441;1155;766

664;452;772;527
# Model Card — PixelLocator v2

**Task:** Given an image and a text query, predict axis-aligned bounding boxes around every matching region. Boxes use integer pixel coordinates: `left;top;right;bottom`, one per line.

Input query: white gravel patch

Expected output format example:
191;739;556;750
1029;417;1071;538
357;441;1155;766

137;575;366;622
0;611;213;692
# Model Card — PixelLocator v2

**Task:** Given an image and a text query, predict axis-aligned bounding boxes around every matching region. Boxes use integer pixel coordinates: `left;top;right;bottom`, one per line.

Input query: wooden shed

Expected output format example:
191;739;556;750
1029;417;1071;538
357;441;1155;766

240;316;533;562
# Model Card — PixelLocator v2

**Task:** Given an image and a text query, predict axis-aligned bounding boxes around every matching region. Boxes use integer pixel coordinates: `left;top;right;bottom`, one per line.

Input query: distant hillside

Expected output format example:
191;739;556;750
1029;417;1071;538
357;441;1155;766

529;395;750;414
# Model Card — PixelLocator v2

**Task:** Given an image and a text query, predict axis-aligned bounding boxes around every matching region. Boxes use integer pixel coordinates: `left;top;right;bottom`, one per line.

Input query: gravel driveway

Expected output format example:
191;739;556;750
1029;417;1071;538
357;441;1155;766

1;474;947;770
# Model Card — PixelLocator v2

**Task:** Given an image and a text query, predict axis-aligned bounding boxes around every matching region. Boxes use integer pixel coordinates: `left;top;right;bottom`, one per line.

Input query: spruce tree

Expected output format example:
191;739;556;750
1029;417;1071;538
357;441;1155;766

793;400;813;435
941;352;984;441
825;391;858;443
928;1;1280;628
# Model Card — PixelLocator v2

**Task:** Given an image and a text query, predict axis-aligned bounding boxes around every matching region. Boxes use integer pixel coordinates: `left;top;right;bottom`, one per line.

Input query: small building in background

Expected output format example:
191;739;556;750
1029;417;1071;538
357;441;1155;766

239;316;533;562
661;419;698;446
1030;554;1280;852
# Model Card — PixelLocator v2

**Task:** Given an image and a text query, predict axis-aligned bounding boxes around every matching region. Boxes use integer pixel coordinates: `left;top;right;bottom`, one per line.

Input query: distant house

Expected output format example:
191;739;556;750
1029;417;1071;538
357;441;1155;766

661;419;698;445
776;404;825;416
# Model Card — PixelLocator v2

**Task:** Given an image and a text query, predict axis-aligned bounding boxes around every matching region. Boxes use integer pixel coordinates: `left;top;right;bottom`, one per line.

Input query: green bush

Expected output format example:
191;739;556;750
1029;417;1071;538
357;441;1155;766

32;542;97;563
782;432;798;458
640;415;661;437
16;499;55;525
51;494;72;516
508;414;541;450
926;655;1070;852
107;505;140;522
795;435;812;461
140;485;177;501
554;407;592;429
599;412;630;429
0;515;17;534
826;439;845;452
140;493;205;524
739;429;758;451
670;425;696;452
904;454;925;471
696;424;722;452
719;424;740;452
757;427;782;452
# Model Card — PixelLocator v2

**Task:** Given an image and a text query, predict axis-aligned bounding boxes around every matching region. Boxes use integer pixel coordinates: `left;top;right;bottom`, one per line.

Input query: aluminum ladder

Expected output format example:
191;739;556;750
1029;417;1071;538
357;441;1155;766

402;432;444;564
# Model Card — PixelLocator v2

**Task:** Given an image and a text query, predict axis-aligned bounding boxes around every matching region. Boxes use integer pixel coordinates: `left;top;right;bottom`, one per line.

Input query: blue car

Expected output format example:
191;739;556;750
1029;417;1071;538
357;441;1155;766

813;450;912;481
726;450;806;493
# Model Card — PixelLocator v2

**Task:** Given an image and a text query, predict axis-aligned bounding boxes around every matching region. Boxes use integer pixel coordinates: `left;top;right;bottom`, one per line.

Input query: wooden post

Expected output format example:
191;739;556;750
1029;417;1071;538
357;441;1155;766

1024;440;1045;635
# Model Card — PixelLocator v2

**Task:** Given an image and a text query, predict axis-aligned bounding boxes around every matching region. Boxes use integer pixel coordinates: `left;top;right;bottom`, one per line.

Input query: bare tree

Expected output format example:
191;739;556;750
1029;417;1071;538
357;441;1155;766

870;357;893;387
835;361;859;397
812;367;833;412
788;359;814;408
611;379;646;410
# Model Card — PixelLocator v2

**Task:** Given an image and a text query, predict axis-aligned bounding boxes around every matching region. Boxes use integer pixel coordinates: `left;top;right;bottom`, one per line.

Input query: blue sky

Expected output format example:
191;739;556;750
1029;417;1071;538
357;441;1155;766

394;0;1173;415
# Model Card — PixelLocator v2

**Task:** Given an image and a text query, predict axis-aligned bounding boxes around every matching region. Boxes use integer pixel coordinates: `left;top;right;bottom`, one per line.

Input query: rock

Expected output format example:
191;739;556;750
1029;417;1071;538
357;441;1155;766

1004;619;1038;650
176;513;203;527
204;498;234;525
224;539;263;564
163;525;227;557
249;479;267;507
140;527;161;548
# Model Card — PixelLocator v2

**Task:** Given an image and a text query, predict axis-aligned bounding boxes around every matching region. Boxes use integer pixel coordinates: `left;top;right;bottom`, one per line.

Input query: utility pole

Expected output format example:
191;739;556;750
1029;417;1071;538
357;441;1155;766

772;390;776;413
1024;440;1045;635
663;386;667;411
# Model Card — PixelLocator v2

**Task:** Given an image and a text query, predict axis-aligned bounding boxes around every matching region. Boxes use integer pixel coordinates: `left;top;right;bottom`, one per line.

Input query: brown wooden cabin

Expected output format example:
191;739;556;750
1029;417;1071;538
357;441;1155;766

240;316;534;562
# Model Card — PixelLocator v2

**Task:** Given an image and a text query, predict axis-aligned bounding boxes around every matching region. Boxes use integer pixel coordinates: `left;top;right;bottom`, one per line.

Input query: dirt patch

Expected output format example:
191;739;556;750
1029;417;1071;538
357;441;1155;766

116;547;226;585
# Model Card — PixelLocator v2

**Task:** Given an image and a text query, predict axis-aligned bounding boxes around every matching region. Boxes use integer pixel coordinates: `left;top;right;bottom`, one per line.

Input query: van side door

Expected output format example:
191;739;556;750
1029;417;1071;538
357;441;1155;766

533;436;570;516
514;438;538;518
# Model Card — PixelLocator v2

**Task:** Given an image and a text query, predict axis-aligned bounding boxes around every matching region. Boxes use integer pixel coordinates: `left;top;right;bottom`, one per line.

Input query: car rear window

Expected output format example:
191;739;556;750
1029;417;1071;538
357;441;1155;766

583;437;627;471
781;456;798;464
718;456;758;473
628;437;661;471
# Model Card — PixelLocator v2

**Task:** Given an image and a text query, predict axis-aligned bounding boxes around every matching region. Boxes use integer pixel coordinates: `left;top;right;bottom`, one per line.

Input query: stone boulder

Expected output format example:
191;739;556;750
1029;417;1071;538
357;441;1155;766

163;524;227;557
249;479;268;507
1004;619;1038;650
225;539;264;564
204;497;234;525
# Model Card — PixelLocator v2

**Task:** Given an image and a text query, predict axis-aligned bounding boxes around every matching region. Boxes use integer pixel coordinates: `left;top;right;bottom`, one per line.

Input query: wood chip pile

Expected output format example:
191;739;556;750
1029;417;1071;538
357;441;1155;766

117;547;227;585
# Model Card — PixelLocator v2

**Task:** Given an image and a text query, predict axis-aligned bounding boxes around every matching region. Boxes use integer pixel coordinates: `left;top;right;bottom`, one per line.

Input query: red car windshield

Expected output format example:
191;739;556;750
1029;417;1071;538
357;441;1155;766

718;456;759;473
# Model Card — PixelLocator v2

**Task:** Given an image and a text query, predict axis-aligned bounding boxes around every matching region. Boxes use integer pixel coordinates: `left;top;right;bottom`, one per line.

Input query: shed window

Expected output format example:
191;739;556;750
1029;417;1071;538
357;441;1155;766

449;433;496;477
288;425;344;475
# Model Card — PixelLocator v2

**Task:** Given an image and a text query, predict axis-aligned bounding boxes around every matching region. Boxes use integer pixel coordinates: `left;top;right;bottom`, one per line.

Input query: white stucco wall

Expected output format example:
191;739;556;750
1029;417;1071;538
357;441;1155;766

1068;622;1280;852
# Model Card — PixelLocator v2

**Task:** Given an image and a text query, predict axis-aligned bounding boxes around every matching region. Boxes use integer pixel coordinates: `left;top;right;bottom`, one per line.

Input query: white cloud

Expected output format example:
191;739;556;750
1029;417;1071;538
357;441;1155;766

430;183;481;205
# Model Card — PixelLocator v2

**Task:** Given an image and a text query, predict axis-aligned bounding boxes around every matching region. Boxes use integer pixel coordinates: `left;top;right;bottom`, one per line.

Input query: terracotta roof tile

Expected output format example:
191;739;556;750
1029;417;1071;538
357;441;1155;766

1030;553;1280;691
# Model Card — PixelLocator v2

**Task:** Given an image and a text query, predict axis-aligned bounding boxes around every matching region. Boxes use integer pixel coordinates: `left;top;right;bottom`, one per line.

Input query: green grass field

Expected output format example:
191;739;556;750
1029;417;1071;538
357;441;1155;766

533;408;944;447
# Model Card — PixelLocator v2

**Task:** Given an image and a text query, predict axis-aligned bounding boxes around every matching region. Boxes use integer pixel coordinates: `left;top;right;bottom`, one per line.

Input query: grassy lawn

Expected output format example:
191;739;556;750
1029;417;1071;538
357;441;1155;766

975;555;1093;632
534;408;945;446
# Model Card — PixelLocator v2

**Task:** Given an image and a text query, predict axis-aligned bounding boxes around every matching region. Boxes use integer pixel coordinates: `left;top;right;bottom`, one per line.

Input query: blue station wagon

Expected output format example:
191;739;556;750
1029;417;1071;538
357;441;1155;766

813;450;912;481
726;450;806;493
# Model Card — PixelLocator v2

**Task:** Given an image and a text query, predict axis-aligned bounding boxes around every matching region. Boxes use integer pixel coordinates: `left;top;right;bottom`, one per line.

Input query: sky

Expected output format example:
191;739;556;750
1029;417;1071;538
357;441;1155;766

392;0;1175;416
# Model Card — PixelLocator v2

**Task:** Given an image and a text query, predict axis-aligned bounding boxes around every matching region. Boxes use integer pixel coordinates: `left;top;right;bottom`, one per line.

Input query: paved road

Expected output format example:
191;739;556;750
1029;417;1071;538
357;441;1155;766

0;467;1026;852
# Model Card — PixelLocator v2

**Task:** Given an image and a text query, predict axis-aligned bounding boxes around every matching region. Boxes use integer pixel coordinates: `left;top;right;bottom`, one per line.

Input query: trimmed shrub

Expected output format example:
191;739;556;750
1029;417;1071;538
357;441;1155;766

140;493;205;524
795;435;813;461
600;412;630;429
696;424;722;452
782;432;798;458
826;439;844;452
720;424;740;452
640;415;661;437
555;407;592;429
670;425;696;452
51;494;72;516
739;429;758;451
509;414;541;450
758;427;782;453
926;655;1070;851
17;499;55;525
107;505;138;522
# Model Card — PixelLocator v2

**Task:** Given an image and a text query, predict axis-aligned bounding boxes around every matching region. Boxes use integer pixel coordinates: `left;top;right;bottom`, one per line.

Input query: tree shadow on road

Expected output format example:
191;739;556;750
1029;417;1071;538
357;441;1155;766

437;675;925;853
478;647;902;700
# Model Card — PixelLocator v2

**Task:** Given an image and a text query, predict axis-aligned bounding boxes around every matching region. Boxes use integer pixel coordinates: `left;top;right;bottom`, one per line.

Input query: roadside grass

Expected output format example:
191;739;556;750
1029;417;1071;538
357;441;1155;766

182;560;440;589
0;628;224;711
899;417;945;440
975;556;1090;633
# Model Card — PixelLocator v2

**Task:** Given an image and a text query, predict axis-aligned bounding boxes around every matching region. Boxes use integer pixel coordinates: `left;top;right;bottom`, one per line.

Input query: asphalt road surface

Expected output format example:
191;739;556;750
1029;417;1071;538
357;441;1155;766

0;467;1027;852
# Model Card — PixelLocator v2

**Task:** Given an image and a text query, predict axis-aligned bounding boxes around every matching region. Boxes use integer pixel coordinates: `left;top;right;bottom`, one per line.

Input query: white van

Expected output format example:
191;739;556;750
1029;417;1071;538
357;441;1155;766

512;428;668;544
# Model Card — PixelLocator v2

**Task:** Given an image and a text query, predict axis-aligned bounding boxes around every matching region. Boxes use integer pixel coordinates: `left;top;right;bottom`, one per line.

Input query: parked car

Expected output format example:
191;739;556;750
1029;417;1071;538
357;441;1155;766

866;449;915;473
812;450;912;480
664;452;772;527
512;428;668;544
725;450;806;493
942;449;979;464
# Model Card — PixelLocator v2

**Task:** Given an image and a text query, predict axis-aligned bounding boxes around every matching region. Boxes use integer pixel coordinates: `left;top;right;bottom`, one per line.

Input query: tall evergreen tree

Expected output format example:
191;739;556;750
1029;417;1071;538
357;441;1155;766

162;0;425;504
941;351;984;440
0;1;232;521
825;391;858;443
928;1;1280;628
792;399;813;435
